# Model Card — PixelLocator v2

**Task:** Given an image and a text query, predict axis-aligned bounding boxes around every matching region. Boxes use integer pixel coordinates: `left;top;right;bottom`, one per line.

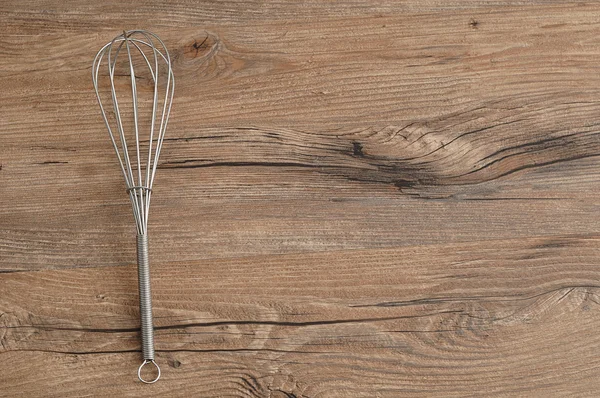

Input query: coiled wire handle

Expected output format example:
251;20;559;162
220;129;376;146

136;234;160;383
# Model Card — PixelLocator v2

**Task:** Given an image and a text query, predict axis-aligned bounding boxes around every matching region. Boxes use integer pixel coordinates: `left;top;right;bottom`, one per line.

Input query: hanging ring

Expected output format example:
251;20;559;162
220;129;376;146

138;359;161;384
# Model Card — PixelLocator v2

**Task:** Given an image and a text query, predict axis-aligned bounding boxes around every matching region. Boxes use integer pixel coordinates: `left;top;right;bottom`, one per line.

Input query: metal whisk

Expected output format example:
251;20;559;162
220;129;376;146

92;30;174;384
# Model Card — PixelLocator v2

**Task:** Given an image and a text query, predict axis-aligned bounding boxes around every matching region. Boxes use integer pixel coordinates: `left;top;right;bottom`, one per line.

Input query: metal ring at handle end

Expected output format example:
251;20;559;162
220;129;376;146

138;359;161;384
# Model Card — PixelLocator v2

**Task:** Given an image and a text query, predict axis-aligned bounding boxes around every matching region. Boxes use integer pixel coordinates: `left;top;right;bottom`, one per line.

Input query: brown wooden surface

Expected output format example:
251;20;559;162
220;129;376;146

2;1;600;396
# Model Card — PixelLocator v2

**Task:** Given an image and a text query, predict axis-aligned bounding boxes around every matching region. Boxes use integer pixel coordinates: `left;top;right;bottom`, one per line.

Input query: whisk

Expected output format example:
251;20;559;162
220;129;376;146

92;30;174;384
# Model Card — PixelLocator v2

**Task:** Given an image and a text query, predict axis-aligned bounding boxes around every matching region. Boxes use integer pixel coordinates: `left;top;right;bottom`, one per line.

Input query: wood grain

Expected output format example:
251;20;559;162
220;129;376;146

1;1;600;396
3;237;600;397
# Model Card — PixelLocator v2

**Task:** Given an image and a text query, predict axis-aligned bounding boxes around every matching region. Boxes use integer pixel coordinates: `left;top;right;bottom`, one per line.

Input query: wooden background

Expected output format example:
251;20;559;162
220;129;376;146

2;1;600;396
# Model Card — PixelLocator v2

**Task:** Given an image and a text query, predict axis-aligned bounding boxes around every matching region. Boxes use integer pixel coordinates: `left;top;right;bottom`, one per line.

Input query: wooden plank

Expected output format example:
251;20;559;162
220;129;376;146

2;3;600;271
0;1;591;34
2;237;600;397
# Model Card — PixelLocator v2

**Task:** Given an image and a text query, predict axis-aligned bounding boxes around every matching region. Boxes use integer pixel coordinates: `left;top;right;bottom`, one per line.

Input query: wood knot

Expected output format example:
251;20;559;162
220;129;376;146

352;141;365;157
183;33;219;60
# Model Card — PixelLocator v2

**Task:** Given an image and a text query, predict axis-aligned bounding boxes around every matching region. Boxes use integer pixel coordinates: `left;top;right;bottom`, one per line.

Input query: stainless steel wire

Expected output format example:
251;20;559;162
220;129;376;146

92;30;174;384
137;234;154;360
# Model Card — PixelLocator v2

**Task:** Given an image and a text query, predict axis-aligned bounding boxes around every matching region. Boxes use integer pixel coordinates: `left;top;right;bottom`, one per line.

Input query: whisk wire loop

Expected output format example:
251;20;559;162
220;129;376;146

92;30;174;236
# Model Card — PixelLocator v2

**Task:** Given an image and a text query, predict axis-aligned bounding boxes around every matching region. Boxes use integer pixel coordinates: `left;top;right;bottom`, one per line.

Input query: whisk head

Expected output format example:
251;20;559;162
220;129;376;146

92;30;174;235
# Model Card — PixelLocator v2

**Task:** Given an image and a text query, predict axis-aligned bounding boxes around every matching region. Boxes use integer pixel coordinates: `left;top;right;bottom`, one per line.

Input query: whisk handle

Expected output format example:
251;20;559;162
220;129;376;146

136;234;160;383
